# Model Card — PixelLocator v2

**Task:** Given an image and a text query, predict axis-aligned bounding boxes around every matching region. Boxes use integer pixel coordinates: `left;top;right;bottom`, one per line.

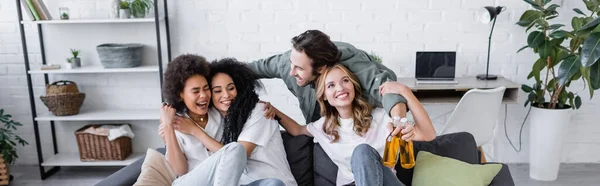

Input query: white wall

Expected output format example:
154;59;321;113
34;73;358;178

1;0;600;165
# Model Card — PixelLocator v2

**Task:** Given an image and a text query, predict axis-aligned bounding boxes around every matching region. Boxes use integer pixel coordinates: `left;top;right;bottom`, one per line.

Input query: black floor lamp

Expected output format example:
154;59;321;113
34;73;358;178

476;6;506;80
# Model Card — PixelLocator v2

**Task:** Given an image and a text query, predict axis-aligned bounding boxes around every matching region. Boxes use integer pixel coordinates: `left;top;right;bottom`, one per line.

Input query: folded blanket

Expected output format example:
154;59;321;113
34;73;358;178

82;124;135;141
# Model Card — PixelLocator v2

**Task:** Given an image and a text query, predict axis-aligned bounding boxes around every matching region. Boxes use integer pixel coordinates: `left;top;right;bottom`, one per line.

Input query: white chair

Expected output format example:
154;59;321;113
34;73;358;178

438;86;506;162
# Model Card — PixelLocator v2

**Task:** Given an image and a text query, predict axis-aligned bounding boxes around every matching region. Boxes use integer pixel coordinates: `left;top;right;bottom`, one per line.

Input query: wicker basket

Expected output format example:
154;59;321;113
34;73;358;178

75;124;133;161
0;154;8;186
40;81;85;116
96;43;144;68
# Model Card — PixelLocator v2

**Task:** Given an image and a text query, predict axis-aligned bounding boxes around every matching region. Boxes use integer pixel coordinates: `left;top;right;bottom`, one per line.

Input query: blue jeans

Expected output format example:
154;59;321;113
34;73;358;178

350;144;406;186
172;142;284;186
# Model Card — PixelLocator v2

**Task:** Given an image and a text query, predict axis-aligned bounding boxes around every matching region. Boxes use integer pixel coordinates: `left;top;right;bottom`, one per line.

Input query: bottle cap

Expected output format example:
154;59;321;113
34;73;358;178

391;116;402;127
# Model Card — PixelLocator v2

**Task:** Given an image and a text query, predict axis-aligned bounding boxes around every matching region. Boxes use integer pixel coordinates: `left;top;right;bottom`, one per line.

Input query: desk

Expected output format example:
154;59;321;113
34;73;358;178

396;76;521;104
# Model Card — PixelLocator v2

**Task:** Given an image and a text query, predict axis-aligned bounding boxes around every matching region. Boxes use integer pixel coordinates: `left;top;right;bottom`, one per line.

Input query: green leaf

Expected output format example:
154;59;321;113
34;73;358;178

528;92;537;103
557;55;582;86
545;4;560;13
528;31;545;47
522;84;533;92
524;0;542;9
585;0;600;12
581;32;600;67
575;95;582;109
518;10;542;26
550;30;569;39
549;24;565;30
548;78;556;92
574;8;587;16
517;45;529;53
589;60;600;89
547;15;559;20
541;0;551;6
517;20;534;27
579;17;600;32
573;17;585;31
528;58;545;81
539;40;553;59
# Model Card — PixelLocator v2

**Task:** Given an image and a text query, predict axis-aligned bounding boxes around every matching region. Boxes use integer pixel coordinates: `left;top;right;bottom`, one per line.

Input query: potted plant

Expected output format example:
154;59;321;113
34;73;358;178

70;49;80;68
369;51;383;64
516;0;600;181
119;1;130;19
0;109;29;185
130;0;152;18
65;58;73;69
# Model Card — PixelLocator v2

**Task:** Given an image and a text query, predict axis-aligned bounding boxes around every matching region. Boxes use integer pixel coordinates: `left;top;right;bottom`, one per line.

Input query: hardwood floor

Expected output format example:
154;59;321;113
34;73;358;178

6;164;600;185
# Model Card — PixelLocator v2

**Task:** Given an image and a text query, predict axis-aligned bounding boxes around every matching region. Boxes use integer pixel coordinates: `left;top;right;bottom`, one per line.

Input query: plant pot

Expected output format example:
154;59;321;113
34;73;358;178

0;154;9;185
64;63;72;69
529;105;572;181
72;58;81;68
119;9;130;19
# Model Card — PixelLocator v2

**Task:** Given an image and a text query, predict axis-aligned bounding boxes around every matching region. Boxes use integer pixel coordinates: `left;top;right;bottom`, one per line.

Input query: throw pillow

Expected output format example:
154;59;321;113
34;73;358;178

133;148;177;186
412;151;501;186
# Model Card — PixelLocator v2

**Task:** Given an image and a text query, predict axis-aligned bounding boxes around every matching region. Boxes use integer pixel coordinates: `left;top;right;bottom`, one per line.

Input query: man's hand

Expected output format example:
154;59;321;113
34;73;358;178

259;100;277;119
379;81;412;96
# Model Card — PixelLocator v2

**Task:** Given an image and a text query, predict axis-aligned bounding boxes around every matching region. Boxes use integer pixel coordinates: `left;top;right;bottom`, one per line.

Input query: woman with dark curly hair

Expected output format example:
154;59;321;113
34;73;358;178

208;58;297;186
158;54;284;186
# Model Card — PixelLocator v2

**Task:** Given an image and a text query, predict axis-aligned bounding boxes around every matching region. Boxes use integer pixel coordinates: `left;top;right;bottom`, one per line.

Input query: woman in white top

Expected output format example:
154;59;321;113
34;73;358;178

273;63;436;186
207;58;298;186
159;54;285;186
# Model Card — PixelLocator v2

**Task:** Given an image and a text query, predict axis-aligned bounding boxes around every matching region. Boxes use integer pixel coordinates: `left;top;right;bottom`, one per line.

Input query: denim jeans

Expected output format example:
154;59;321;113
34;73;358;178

350;144;406;186
172;142;285;186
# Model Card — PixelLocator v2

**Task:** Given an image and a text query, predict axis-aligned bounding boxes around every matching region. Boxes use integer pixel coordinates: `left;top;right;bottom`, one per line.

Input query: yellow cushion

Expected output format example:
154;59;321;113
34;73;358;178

412;151;502;186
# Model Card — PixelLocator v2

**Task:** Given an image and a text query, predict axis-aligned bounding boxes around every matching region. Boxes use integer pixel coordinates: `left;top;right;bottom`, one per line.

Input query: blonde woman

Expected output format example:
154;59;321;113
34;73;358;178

273;64;436;186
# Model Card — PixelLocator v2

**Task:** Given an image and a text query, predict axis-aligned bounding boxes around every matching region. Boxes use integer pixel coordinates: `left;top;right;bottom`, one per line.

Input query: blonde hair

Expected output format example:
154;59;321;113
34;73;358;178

315;64;373;143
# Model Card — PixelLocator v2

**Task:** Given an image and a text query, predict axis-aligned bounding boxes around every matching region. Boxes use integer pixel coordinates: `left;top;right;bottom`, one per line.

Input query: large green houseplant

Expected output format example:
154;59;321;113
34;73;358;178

0;109;28;165
516;0;600;181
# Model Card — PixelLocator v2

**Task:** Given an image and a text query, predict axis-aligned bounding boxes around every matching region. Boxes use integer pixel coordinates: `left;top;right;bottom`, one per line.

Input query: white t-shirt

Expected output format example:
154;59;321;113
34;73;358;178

306;108;392;186
238;103;298;186
166;107;224;171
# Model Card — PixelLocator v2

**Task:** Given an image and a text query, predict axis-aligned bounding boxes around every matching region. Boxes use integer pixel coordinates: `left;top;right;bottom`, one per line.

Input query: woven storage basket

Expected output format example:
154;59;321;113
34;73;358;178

75;124;133;161
40;81;85;116
96;43;144;68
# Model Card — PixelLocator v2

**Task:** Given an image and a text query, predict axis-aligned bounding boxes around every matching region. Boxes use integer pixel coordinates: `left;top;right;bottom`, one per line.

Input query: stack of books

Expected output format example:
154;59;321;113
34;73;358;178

20;0;52;21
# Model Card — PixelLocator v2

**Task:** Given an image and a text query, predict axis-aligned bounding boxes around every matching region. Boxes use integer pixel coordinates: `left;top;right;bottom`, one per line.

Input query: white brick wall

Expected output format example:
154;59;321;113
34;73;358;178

2;0;600;165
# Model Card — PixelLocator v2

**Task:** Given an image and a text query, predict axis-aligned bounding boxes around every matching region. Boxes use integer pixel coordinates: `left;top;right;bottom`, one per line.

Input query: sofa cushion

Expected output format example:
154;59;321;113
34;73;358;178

396;132;479;185
313;143;337;186
281;131;315;186
133;148;176;186
412;151;502;186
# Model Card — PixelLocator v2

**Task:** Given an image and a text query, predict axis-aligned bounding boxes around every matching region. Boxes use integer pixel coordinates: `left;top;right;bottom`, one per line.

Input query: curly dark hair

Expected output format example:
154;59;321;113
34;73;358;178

162;54;211;113
210;58;263;145
291;29;341;75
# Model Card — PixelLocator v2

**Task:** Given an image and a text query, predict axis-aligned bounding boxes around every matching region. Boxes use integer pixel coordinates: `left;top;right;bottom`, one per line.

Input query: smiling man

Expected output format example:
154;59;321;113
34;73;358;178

248;29;408;123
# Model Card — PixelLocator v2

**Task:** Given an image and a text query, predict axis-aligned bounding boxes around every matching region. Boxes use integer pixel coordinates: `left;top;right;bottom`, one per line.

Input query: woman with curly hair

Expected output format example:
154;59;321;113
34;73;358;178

272;64;436;186
158;54;285;186
207;58;297;186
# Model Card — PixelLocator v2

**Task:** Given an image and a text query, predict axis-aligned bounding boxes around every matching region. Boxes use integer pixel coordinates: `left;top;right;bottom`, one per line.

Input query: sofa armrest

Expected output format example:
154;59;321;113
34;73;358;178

94;148;166;186
487;163;515;186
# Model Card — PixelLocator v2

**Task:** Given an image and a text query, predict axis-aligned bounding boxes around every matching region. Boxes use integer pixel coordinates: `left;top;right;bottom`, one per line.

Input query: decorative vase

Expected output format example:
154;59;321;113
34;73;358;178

72;58;81;68
64;63;73;69
110;0;120;19
119;9;130;19
529;105;572;181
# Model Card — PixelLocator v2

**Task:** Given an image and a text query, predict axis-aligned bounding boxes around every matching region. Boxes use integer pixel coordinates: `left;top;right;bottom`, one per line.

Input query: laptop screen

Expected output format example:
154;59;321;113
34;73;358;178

415;51;456;79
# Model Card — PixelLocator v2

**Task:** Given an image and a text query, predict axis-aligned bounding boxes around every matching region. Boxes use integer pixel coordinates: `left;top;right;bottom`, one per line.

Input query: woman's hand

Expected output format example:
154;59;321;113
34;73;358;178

379;81;412;97
259;100;278;120
160;103;176;129
173;115;199;135
388;120;416;142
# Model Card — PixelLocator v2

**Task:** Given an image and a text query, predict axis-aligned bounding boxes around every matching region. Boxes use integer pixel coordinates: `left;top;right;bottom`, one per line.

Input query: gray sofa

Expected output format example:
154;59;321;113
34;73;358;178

95;132;514;186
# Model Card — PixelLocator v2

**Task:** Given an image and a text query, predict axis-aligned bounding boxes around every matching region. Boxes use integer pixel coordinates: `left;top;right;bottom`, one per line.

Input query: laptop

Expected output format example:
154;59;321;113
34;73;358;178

415;51;458;84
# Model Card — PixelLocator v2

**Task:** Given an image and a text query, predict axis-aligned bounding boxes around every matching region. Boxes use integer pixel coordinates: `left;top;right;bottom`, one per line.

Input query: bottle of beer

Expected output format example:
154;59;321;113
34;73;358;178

383;116;415;169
